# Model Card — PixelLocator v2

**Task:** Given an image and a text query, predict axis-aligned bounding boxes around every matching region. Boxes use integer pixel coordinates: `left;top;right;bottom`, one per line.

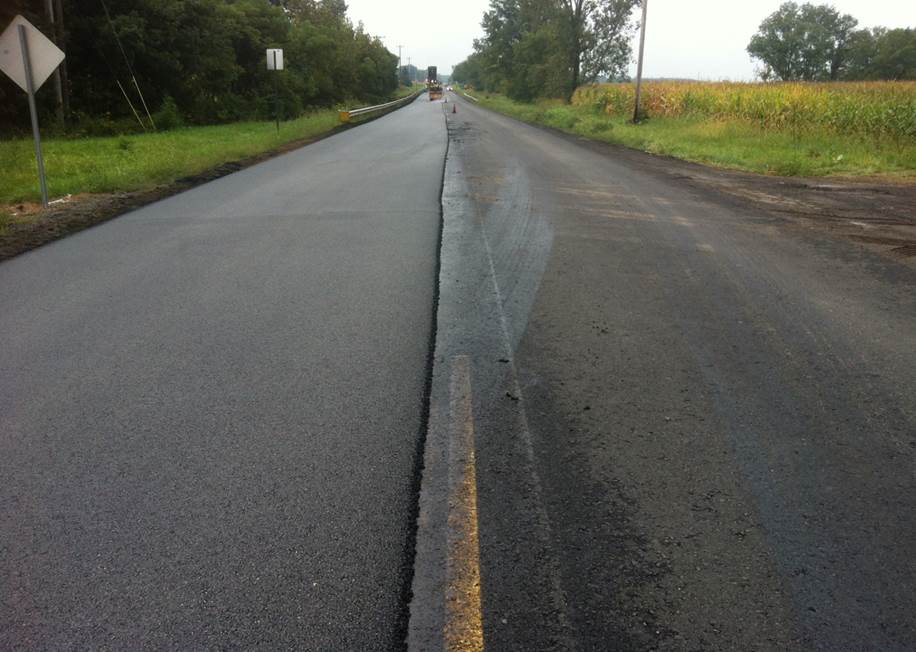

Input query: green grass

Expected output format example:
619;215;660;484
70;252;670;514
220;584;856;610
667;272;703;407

0;110;345;205
474;93;916;179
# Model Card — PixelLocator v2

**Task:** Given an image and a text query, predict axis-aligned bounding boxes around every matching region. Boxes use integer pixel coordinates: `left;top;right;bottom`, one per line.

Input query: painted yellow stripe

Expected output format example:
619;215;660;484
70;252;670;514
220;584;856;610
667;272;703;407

445;355;485;652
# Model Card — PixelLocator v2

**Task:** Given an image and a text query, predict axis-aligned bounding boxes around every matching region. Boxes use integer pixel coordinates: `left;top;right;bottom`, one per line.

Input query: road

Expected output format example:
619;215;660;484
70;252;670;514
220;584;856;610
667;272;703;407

0;97;444;649
3;91;916;651
410;93;916;651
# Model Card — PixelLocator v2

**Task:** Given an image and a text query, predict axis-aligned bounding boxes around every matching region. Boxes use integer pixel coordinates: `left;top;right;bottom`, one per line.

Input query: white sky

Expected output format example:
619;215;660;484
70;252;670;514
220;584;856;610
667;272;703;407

345;0;915;80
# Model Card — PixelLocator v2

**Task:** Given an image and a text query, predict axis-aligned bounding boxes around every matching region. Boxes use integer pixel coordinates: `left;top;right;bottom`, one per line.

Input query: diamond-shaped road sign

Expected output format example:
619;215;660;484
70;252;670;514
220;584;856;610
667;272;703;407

0;15;65;92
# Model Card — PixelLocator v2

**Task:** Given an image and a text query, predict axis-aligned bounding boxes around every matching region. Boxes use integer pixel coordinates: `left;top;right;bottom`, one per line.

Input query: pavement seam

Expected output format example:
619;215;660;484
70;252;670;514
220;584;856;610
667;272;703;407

408;97;575;650
396;106;450;651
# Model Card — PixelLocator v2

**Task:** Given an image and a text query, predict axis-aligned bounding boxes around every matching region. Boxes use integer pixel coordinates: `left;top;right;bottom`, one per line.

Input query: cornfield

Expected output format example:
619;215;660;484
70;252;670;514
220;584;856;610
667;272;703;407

572;81;916;140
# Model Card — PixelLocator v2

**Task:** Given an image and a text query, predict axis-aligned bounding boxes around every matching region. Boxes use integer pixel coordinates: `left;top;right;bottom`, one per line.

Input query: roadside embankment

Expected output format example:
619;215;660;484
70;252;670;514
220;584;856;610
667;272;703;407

466;81;916;180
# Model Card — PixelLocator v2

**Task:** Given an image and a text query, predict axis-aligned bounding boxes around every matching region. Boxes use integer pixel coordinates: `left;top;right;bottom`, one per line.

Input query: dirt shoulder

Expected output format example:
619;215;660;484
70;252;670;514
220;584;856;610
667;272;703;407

564;131;916;269
464;96;915;269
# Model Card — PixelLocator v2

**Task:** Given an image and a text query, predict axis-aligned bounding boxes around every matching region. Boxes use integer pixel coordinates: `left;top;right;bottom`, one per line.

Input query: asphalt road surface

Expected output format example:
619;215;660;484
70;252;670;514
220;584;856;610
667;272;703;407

3;91;916;651
411;94;916;651
0;97;445;649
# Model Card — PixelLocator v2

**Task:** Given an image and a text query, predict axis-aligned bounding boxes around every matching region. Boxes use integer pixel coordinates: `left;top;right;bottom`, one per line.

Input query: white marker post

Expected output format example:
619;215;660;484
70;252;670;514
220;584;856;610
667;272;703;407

266;48;283;133
633;0;648;123
0;16;65;207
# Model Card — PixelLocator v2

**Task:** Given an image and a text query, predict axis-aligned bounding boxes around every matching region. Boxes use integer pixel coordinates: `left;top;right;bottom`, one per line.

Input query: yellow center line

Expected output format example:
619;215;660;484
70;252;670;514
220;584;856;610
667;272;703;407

444;355;485;652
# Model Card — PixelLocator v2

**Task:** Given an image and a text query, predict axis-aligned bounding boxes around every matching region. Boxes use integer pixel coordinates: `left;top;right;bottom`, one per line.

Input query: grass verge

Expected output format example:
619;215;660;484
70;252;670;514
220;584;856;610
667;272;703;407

1;110;342;206
472;93;916;179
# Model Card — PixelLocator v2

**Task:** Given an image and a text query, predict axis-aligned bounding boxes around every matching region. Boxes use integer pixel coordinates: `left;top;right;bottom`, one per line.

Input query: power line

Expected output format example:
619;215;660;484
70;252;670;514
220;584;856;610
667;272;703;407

100;0;156;130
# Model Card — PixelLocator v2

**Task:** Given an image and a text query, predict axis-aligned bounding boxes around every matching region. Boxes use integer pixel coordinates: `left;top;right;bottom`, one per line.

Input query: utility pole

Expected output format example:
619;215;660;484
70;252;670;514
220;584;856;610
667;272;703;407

397;44;403;84
633;0;648;123
54;0;69;117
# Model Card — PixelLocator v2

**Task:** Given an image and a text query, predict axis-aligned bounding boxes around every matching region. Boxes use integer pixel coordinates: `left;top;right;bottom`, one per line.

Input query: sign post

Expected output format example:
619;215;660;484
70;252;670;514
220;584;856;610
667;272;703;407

266;48;283;133
19;24;49;206
0;16;66;208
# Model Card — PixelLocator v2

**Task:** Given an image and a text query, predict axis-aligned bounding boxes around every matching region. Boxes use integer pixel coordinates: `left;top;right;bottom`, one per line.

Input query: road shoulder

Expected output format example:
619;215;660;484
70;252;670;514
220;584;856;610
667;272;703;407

457;95;916;269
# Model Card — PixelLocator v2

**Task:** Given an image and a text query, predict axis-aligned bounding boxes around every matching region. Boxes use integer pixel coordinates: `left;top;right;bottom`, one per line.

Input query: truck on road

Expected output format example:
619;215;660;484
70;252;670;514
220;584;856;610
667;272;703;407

427;66;442;101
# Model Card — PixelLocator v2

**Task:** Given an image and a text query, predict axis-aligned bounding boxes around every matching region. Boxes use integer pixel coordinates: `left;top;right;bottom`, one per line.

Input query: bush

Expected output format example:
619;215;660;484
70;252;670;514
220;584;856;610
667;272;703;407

580;117;614;134
68;111;146;137
155;96;184;130
543;107;579;130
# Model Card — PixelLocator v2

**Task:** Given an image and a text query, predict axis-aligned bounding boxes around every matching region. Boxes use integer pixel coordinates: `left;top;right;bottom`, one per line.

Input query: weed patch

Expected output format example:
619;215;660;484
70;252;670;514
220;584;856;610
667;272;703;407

475;90;916;179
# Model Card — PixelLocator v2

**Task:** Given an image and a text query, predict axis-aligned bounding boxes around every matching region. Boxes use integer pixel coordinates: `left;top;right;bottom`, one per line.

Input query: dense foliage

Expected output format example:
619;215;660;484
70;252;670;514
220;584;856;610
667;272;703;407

843;28;916;81
452;0;638;101
574;81;916;140
748;2;916;81
0;0;397;134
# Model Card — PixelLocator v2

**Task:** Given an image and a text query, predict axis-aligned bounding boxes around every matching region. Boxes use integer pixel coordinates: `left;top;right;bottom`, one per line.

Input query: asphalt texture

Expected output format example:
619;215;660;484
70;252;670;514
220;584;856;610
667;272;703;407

0;97;446;649
5;91;916;651
409;94;916;650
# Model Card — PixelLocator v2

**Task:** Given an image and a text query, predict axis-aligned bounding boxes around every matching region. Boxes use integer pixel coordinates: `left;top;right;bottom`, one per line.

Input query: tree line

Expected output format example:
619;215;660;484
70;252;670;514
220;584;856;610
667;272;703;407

453;0;915;103
0;0;398;135
452;0;639;102
748;2;915;82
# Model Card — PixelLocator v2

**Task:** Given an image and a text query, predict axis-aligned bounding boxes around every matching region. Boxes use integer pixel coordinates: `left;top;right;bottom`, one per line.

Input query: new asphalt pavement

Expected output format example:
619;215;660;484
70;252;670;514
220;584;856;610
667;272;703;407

3;91;916;651
0;96;445;649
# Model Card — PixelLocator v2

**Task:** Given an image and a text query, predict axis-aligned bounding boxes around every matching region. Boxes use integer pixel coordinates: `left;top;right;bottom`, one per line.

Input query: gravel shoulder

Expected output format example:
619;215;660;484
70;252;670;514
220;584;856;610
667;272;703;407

596;141;916;266
472;98;916;268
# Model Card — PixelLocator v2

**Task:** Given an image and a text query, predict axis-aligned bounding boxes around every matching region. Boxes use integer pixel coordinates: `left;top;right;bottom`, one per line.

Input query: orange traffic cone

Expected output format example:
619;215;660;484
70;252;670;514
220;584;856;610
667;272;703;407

452;104;457;114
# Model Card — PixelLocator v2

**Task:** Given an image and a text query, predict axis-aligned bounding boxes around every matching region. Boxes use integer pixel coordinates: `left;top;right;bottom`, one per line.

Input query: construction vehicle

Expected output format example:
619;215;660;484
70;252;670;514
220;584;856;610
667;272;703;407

427;66;443;101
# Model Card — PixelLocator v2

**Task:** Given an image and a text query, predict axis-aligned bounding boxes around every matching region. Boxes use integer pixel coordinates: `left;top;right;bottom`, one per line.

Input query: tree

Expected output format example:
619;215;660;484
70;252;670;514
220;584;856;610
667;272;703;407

1;0;398;134
845;27;916;80
470;0;637;101
747;2;858;81
844;27;880;79
451;53;486;89
870;28;916;80
561;0;638;98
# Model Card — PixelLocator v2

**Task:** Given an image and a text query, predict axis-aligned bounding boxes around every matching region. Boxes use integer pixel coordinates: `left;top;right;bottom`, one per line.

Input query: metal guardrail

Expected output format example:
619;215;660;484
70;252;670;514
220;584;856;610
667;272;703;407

461;90;480;103
338;89;424;123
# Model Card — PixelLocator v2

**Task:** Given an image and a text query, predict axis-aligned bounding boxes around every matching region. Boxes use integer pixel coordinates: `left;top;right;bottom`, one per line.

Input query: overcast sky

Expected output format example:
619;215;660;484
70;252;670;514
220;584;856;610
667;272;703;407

345;0;915;80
